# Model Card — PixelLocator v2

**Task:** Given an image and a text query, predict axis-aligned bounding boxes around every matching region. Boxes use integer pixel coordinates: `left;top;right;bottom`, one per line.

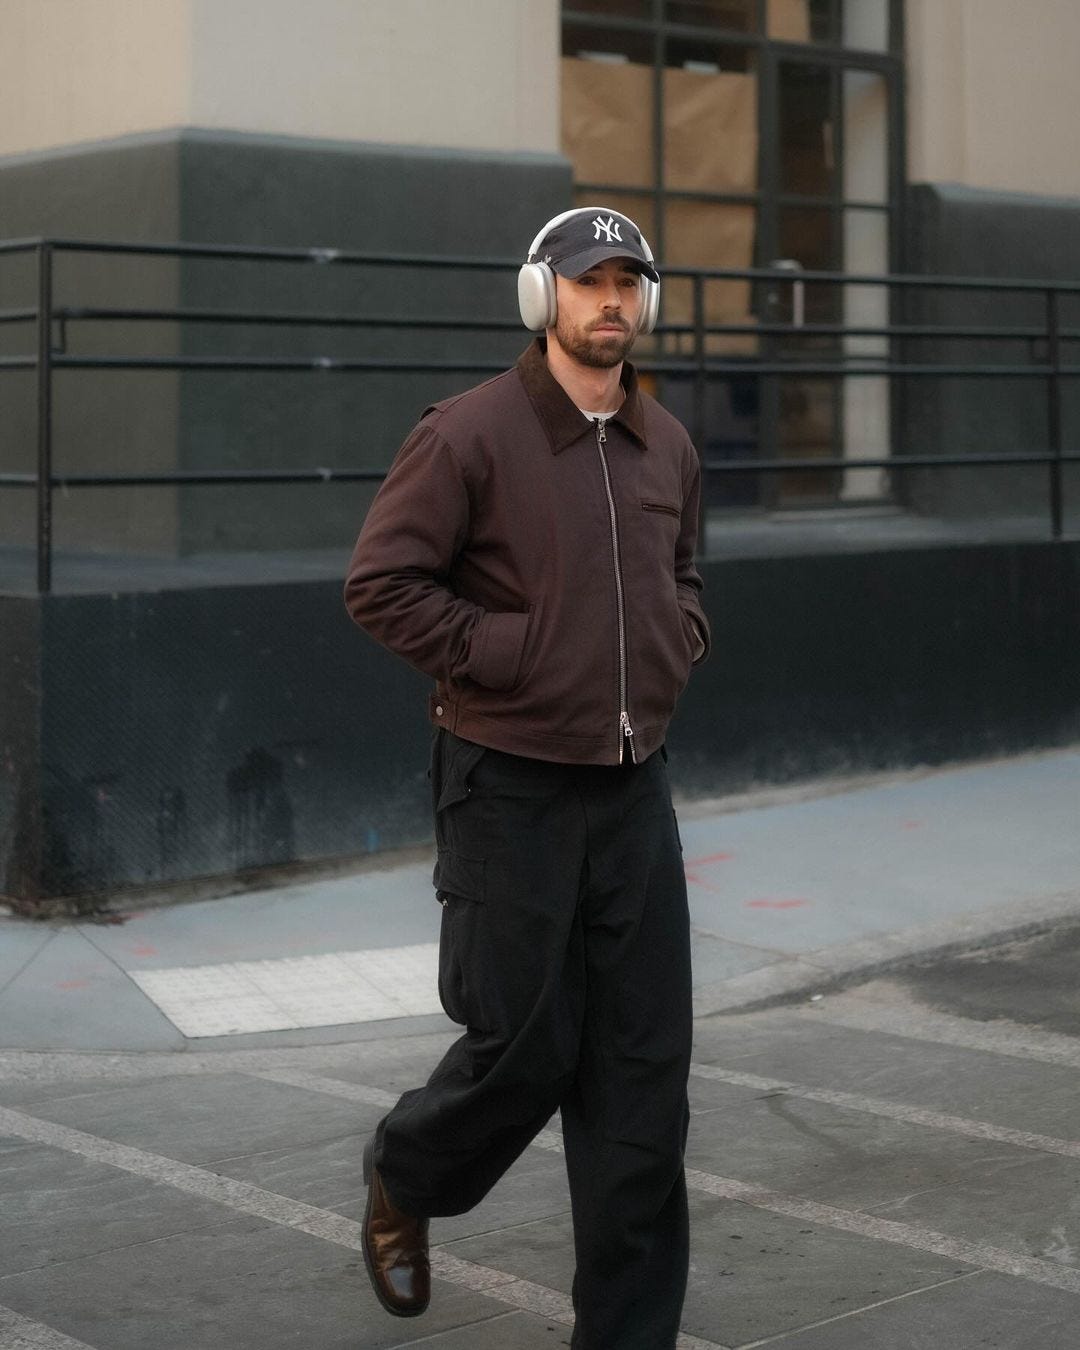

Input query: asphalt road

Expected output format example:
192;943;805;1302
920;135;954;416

896;921;1080;1036
4;929;1080;1349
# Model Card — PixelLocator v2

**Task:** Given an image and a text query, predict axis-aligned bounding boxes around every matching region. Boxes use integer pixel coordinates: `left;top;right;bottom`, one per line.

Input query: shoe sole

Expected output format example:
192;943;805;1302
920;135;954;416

361;1137;429;1319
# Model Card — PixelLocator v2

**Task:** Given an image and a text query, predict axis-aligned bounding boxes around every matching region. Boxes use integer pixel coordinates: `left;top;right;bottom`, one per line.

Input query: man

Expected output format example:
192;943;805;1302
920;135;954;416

344;206;709;1349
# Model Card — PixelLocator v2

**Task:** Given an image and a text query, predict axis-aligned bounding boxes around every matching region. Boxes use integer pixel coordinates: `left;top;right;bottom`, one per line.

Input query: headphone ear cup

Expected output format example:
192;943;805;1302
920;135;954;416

518;262;557;331
640;277;660;336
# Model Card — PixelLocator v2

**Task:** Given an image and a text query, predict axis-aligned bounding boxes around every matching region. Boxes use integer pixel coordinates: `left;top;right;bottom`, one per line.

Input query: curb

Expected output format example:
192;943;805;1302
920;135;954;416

693;888;1080;1018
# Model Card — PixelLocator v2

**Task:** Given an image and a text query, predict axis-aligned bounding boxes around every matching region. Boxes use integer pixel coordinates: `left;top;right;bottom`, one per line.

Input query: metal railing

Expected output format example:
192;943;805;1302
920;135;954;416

2;236;1079;593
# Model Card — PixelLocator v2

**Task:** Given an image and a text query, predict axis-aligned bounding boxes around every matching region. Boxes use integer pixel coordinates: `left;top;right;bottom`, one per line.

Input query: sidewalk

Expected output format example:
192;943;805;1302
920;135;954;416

3;746;1080;1350
2;745;1078;1054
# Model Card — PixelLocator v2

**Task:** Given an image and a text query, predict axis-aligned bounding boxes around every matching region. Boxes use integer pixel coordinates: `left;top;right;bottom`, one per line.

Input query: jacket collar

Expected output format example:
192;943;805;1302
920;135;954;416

516;337;648;456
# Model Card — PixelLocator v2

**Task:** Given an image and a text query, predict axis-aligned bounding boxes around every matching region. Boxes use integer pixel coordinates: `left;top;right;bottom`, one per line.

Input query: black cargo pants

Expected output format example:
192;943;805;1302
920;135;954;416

373;730;693;1350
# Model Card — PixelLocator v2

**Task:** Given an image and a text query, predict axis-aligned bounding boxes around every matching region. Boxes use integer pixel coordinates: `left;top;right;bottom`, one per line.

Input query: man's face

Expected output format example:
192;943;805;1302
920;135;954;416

550;258;644;370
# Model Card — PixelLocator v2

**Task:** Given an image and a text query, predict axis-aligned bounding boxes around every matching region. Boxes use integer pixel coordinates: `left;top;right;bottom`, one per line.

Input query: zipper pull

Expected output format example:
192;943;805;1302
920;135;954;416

620;710;634;742
596;417;607;444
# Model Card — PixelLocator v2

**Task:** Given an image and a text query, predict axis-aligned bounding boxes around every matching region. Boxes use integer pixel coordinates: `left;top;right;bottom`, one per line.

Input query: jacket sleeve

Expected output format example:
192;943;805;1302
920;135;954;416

675;447;711;665
344;421;529;691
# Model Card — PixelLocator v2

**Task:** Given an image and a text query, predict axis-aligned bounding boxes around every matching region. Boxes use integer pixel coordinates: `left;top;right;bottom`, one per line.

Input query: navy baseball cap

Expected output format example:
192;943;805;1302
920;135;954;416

535;209;659;283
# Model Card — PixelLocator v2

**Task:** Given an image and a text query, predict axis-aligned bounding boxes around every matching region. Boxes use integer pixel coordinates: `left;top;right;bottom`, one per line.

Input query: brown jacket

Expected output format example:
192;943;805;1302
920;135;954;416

344;338;709;765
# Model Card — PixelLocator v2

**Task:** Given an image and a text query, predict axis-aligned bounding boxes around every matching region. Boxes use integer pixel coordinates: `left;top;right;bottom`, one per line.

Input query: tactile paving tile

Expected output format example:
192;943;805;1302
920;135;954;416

130;943;442;1037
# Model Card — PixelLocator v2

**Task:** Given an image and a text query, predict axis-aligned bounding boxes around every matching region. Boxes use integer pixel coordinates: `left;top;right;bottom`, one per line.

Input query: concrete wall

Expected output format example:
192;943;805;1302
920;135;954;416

0;0;560;158
906;0;1080;198
5;539;1080;908
0;129;570;558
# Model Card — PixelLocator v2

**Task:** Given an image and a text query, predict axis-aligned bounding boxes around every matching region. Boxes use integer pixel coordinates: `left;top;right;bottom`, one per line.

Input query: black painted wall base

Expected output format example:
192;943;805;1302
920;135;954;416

3;539;1079;912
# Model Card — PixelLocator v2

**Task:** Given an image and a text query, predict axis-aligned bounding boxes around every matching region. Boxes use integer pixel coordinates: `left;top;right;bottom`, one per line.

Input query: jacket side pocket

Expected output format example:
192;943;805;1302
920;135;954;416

468;609;531;691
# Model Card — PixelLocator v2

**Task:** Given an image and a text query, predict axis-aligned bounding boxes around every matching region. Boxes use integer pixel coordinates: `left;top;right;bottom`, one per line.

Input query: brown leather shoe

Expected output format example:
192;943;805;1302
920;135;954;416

362;1138;431;1317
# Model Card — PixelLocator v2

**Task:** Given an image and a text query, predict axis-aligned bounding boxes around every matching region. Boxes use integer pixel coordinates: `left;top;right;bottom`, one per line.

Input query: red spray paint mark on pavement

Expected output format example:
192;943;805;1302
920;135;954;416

685;852;733;869
56;979;91;991
684;852;733;889
901;820;924;831
745;898;810;910
129;944;159;957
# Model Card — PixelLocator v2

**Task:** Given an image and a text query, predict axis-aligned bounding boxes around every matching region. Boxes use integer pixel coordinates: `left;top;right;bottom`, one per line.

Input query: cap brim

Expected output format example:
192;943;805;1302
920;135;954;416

550;245;660;285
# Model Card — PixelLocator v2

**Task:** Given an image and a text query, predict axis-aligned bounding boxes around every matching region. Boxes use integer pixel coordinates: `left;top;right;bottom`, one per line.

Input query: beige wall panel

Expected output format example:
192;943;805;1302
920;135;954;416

0;0;190;157
189;0;560;153
908;0;1080;197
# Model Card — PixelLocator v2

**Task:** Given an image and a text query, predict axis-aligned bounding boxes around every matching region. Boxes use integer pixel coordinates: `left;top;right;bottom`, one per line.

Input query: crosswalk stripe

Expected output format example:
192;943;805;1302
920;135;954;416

690;1062;1080;1158
0;1103;726;1349
0;1304;98;1350
805;994;1080;1069
684;1170;1080;1295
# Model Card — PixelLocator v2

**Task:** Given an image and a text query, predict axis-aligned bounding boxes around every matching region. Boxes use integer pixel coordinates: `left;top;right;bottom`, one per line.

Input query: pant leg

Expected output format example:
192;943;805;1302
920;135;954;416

563;750;693;1350
375;734;590;1217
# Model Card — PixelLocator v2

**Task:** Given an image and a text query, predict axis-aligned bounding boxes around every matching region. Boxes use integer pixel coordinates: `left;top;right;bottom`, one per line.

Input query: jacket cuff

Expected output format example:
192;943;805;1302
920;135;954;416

470;610;530;690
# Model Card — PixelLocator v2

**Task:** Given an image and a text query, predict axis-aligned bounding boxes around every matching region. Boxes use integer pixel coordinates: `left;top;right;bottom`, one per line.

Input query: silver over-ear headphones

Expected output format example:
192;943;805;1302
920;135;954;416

517;206;660;335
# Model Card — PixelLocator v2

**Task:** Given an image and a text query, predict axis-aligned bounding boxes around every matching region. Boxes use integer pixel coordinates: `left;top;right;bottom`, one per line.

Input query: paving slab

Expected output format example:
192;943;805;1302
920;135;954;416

686;1091;1034;1214
760;1269;1080;1349
0;928;184;1052
0;1140;249;1275
81;861;438;970
680;750;1080;958
0;1216;504;1350
0;924;53;992
443;1197;972;1349
863;1152;1080;1268
397;1309;571;1348
692;1007;1080;1142
10;1071;374;1166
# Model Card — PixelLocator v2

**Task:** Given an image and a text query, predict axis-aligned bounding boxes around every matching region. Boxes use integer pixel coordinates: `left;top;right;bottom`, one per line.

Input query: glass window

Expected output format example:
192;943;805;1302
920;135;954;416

767;0;834;43
664;0;759;31
778;376;840;501
777;206;839;323
664;202;758;354
842;0;889;52
767;0;808;42
843;69;888;203
663;33;755;72
663;62;758;193
779;62;834;196
562;26;656;190
808;0;836;42
562;1;653;18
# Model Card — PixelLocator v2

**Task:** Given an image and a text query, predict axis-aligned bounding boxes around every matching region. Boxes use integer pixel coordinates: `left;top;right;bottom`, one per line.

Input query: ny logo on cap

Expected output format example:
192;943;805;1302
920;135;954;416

592;215;622;243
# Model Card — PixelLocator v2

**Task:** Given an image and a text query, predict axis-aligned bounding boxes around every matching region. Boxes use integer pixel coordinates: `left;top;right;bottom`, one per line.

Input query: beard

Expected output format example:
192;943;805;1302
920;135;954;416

553;312;636;369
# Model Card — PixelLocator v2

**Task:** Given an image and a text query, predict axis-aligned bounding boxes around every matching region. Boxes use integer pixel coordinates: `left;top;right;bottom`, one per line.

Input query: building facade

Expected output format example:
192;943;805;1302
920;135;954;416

2;1;1079;906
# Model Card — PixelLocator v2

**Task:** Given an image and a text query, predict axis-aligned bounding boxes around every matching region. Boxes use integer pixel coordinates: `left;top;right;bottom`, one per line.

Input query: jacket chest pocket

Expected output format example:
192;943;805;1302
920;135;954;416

641;500;681;519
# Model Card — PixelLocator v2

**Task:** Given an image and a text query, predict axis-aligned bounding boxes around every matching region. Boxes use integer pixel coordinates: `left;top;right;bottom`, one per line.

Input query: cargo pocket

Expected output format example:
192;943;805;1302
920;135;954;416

434;849;486;1027
431;733;486;850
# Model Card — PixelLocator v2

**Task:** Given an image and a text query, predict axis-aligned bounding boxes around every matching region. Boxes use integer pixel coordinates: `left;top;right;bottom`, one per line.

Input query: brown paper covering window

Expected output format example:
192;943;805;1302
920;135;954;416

767;0;810;42
561;57;654;190
664;202;757;355
663;69;758;194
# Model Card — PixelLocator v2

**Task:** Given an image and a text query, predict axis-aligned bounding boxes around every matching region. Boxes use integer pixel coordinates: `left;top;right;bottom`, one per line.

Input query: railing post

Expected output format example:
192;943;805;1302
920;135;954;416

36;241;54;594
693;272;707;551
1045;289;1064;541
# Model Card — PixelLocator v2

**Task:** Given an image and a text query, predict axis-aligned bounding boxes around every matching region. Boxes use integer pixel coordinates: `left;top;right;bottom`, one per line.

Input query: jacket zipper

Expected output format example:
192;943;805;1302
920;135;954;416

595;417;636;764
